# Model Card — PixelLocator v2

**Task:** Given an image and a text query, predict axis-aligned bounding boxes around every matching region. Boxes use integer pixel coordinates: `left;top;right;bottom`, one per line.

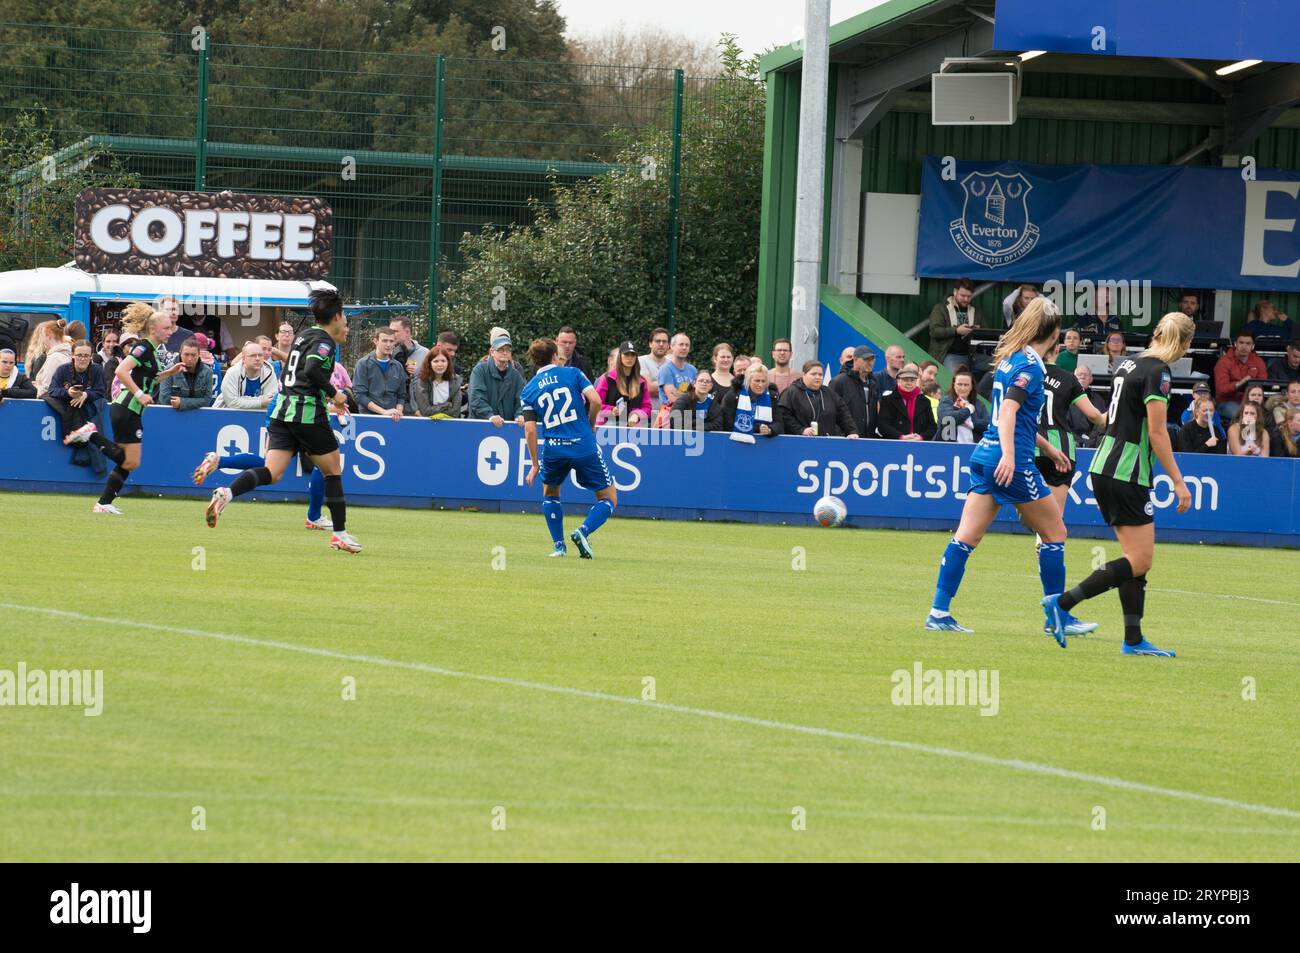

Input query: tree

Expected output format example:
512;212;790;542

0;110;139;272
433;35;763;362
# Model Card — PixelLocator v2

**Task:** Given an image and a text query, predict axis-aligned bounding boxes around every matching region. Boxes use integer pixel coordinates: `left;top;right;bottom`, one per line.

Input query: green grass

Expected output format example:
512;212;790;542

2;492;1297;861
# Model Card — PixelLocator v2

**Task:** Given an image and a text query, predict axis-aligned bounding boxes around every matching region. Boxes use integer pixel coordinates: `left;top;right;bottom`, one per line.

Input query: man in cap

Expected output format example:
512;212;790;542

830;344;880;439
468;327;525;427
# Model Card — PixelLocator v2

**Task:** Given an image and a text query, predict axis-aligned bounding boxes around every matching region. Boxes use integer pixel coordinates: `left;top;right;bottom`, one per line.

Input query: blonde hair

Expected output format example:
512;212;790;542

1280;408;1300;457
745;361;769;376
1142;312;1194;365
120;302;155;336
994;297;1060;362
25;318;67;365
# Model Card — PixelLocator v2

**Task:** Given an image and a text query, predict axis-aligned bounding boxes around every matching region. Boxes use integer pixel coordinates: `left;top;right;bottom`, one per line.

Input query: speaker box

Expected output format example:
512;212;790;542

931;72;1018;125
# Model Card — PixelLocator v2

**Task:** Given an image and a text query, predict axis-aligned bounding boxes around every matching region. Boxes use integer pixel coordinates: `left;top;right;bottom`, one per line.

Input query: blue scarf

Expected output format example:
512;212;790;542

733;389;771;434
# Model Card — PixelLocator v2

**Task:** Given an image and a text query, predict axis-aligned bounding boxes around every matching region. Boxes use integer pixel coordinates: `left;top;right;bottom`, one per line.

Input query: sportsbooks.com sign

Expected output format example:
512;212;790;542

74;188;332;280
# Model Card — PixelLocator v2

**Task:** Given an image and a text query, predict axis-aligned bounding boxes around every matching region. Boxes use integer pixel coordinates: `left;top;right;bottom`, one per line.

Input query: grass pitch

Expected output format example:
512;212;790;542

2;492;1297;861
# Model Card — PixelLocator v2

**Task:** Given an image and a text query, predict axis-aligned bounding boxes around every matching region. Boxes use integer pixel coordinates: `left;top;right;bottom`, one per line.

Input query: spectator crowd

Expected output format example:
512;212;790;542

3;286;1299;465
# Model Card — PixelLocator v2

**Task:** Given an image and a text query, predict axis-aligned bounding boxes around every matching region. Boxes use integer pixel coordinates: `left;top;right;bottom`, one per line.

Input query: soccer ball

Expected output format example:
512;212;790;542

813;495;847;527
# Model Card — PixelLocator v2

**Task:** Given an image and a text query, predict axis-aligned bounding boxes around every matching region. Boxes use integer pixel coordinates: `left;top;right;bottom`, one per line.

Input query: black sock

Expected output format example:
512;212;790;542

1059;557;1133;612
324;475;346;533
98;466;129;505
1119;575;1147;646
89;433;125;465
228;466;273;498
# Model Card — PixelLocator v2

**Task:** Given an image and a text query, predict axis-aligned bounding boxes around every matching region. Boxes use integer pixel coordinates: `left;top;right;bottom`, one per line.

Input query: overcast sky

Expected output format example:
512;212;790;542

554;0;889;58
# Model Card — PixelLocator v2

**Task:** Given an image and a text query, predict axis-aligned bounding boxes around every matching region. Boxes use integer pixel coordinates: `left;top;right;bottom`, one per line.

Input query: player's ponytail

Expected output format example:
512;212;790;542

993;297;1060;362
1142;312;1194;366
119;301;154;336
528;337;557;369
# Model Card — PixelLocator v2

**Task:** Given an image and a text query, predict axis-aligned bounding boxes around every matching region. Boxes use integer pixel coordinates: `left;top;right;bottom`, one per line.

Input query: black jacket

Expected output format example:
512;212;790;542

1177;420;1226;454
777;381;857;437
877;387;938;440
0;371;37;401
669;391;725;431
719;385;781;437
829;369;879;438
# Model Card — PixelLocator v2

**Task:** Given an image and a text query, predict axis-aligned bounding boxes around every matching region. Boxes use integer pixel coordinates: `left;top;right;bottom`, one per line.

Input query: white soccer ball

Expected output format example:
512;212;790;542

813;495;847;527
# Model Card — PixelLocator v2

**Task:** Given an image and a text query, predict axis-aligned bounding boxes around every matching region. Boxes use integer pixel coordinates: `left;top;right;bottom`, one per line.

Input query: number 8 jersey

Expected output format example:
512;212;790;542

1089;356;1172;488
520;364;596;444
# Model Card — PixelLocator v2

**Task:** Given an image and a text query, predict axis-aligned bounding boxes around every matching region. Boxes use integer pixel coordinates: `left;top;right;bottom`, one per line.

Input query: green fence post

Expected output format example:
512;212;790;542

194;35;210;191
665;68;684;335
427;54;446;345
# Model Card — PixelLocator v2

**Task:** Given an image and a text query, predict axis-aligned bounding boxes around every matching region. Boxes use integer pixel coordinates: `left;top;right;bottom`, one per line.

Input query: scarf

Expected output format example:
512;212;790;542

733;388;771;434
898;386;920;424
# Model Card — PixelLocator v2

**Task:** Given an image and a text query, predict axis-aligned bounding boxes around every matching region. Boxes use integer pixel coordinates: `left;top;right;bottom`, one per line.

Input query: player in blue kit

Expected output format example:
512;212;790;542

520;337;617;558
925;299;1093;645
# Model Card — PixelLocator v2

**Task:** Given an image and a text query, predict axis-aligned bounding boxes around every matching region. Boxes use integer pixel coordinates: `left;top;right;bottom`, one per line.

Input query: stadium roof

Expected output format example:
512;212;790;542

759;0;996;76
757;0;1300;151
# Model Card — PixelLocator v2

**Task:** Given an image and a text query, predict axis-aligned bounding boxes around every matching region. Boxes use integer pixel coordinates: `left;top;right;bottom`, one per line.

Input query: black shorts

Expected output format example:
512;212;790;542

1091;473;1154;527
1035;455;1075;488
266;418;338;458
109;403;143;444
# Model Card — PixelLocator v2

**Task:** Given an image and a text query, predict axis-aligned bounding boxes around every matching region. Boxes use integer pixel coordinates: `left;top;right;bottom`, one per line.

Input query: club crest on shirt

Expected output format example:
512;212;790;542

131;345;148;359
1013;372;1032;389
317;342;331;357
1160;371;1171;395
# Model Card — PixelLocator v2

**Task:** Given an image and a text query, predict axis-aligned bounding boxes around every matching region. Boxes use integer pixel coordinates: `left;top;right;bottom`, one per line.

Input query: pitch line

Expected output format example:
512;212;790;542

6;602;1299;823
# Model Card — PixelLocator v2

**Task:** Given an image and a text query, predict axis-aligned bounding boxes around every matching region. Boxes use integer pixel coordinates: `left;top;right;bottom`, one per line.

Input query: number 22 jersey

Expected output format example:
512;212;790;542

520;364;595;445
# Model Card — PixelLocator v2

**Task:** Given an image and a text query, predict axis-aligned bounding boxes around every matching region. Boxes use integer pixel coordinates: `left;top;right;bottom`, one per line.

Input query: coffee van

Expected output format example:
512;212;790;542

0;264;337;356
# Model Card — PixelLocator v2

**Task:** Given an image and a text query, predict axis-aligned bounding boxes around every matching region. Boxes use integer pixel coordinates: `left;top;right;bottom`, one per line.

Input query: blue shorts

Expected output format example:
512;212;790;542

541;443;612;492
967;460;1050;506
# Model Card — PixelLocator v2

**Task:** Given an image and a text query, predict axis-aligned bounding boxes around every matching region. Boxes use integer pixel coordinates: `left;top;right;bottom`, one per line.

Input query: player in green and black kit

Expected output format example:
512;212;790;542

1044;313;1196;657
1037;340;1107;514
81;310;183;515
204;289;362;553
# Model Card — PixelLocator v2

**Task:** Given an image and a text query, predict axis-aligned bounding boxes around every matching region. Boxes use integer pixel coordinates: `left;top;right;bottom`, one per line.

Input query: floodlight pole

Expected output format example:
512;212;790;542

791;0;831;370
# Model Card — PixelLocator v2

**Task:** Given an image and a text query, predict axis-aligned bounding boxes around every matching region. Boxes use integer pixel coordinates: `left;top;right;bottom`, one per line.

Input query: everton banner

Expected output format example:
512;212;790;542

916;157;1300;292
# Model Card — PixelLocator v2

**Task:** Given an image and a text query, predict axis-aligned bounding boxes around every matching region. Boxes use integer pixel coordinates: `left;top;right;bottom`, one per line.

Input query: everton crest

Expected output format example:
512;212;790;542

949;171;1040;266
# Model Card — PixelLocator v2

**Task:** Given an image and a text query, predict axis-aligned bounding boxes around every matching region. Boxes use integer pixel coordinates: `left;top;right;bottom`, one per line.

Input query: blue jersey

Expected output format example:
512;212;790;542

520;364;596;444
970;347;1045;469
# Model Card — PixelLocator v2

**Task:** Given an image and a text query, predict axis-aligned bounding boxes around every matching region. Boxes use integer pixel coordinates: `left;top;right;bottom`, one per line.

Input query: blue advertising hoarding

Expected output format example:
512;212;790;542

917;157;1300;292
993;0;1300;64
2;400;1297;548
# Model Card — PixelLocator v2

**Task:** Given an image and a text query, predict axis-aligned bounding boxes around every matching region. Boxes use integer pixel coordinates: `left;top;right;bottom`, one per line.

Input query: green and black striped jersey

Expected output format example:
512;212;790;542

110;339;161;414
1088;356;1172;487
1037;363;1087;462
271;327;336;425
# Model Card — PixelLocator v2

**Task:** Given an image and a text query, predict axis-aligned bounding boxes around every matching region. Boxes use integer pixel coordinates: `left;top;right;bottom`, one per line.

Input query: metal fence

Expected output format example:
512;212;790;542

0;22;717;342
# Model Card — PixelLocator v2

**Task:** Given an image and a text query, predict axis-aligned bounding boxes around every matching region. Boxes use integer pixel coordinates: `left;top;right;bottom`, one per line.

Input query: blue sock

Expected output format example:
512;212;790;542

307;469;325;521
542;499;565;548
579;498;615;537
932;538;974;613
1038;541;1066;597
220;453;264;469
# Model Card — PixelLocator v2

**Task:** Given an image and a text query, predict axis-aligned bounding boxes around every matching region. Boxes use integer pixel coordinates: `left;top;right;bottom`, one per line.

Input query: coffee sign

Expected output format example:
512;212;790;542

74;188;332;280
